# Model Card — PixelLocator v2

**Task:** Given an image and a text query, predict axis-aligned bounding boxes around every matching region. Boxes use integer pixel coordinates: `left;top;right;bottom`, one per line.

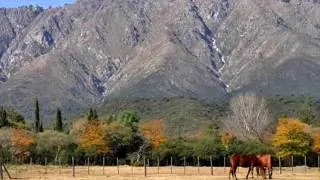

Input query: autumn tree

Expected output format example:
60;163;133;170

313;132;320;154
223;93;272;143
272;118;312;157
10;128;34;160
141;119;167;148
79;121;109;156
220;132;234;151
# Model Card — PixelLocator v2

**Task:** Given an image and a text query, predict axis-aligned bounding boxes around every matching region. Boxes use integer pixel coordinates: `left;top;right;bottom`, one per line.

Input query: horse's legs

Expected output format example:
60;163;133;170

251;167;254;178
268;168;273;179
246;167;252;179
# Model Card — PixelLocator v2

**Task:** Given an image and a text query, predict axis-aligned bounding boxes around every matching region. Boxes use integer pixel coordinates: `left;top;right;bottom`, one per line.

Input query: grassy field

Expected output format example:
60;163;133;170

2;165;320;180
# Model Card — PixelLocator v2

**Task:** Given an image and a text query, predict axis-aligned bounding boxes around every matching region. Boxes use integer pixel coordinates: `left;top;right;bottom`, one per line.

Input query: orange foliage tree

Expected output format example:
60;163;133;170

10;128;34;158
220;132;234;151
272;118;311;157
313;132;320;153
79;121;110;155
141;119;167;148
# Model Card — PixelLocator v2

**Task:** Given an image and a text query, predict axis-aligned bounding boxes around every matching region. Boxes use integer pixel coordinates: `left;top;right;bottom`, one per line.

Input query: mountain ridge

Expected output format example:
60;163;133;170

0;0;319;120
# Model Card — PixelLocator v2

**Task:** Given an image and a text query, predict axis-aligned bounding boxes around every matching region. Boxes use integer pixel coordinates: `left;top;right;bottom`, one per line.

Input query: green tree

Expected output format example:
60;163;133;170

39;121;44;132
55;108;63;132
0;106;9;127
92;109;98;120
297;103;315;124
88;108;94;121
34;98;40;133
6;108;25;124
117;110;139;131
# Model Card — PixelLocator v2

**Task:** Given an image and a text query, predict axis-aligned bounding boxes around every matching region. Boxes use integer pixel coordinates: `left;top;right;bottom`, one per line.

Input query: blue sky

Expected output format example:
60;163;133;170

0;0;76;8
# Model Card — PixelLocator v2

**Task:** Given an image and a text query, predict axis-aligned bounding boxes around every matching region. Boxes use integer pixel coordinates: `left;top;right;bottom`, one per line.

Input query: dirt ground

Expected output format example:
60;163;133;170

2;165;320;180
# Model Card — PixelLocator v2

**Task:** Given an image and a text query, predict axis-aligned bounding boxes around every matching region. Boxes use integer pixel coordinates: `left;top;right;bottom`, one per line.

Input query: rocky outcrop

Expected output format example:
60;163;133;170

0;0;319;120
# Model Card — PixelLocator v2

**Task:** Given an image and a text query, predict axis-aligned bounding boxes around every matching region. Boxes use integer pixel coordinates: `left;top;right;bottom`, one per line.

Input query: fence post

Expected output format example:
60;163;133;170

278;156;281;174
291;156;293;173
304;155;307;173
30;157;33;173
210;156;213;176
170;157;173;174
87;157;90;175
197;156;200;174
59;157;61;174
0;158;3;180
45;157;47;174
144;157;147;177
224;156;226;172
318;154;320;171
157;157;160;175
102;156;105;175
117;157;119;175
183;156;186;175
72;156;75;177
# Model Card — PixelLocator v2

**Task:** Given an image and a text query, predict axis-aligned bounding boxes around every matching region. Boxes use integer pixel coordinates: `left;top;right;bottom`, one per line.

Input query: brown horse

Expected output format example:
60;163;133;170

229;154;266;180
256;154;273;179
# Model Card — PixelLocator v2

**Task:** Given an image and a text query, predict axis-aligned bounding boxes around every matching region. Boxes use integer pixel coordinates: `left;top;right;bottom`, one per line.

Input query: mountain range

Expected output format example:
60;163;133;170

0;0;320;120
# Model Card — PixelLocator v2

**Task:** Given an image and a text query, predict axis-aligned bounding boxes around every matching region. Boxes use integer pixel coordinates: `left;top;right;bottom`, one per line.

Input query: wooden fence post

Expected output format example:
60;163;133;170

117;157;119;175
157;157;160;175
144;157;147;177
304;156;307;173
184;156;186;175
72;156;75;177
278;156;281;174
0;158;3;180
170;157;173;174
102;156;105;175
197;156;200;174
318;154;320;171
87;157;90;175
30;157;33;173
210;156;213;176
224;156;226;172
291;156;293;173
59;157;61;174
45;157;47;174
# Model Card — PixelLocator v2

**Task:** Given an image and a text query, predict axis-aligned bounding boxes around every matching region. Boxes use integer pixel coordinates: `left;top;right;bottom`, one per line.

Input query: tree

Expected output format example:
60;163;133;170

79;121;109;156
10;128;34;160
34;98;40;133
141;119;167;148
0;106;9;128
313;132;320;153
220;132;234;151
39;121;44;132
92;109;98;120
272;118;312;157
36;130;74;162
223;93;272;143
6;108;25;124
297;103;315;124
55;108;63;132
117;110;139;131
88;108;94;121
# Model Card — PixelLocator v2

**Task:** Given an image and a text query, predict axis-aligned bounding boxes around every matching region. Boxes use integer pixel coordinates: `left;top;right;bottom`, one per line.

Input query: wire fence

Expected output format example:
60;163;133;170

1;155;320;179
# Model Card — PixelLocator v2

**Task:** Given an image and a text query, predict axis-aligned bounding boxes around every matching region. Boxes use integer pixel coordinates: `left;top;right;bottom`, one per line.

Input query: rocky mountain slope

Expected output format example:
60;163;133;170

0;0;320;120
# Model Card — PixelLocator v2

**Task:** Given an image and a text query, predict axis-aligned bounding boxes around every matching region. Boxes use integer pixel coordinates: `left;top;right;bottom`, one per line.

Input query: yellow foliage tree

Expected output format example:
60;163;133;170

141;119;167;148
313;132;320;153
272;118;311;157
79;121;110;155
220;132;234;151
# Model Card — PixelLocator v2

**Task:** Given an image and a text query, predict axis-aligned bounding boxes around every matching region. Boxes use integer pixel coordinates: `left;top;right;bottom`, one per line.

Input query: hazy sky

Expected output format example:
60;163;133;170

0;0;76;8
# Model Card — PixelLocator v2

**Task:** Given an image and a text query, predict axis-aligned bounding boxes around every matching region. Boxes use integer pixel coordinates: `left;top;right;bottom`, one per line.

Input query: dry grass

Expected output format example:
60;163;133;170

2;165;320;180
